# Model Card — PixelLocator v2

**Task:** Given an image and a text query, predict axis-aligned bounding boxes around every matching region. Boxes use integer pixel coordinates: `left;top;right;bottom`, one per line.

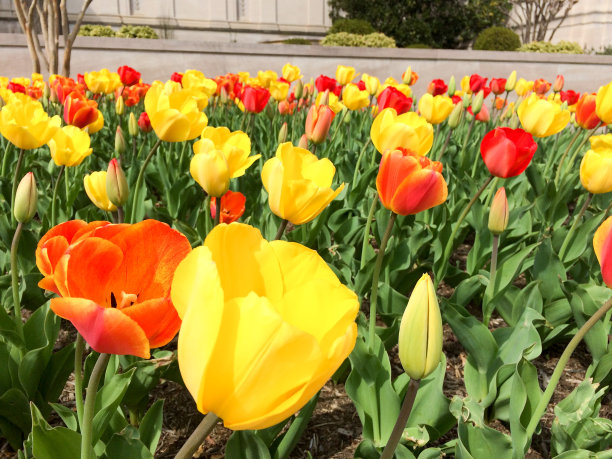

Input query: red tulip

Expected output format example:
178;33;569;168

170;72;183;85
575;93;601;130
117;65;141;86
63;93;98;129
377;86;412;115
210;190;246;224
480;127;537;178
315;75;339;95
427;79;447;96
36;220;191;358
138;112;152;132
468;104;490;122
533;78;551;95
594;216;612;288
241;85;271;113
470;74;488;93
7;82;26;94
489;78;507;96
560;90;580;106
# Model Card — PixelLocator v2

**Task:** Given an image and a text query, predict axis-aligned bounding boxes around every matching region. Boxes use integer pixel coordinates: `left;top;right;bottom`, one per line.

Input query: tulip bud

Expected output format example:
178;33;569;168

106;158;129;207
505;70;517;92
115;95;125;115
43;82;50;100
49;86;58;104
553;74;564;93
115;126;126;155
488;187;509;235
294;79;303;100
447;75;456;96
265;102;275;120
278;122;288;144
305;104;335;145
14;172;37;223
471;90;484;115
138;112;152;133
128;112;138;137
509;112;519;129
298;134;309;149
342;108;351;124
398;273;443;380
462;93;471;109
448;102;463;128
402;66;412;85
220;87;229;104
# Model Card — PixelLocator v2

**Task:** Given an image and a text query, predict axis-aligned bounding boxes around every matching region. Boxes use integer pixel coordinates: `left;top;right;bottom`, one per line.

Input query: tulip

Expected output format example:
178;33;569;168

427;79;447;96
48;125;93;167
515;78;533;97
594;217;612;288
171;72;184;85
447;103;463;128
278;100;295;115
63;93;98;129
580;134;612;194
241;86;270;113
377;86;412;115
84;171;117;212
342;83;369;111
596;81;612;125
469;74;488;93
560;90;580;106
14;172;37;223
468;104;490;122
106;158;129;207
298;134;309;149
517;93;570;137
84;68;122;94
553;74;564;93
305;104;335;144
257;70;278;88
37;219;191;358
115;94;125;115
505;71;517;92
269;80;290;102
117;65;141;86
398;274;443;380
315;75;339;95
418;94;453;125
182;70;217;97
294;79;304;99
194;126;259;178
370;108;433;156
190;148;230;197
533;78;551;95
448;76;456;97
489;78;507;96
138;112;152;133
171;223;358;429
575;93;601;130
336;65;356;85
315;91;344;114
471;89;484;115
361;73;380;96
480;127;537;178
210;190;246;224
128;112;138;137
261;142;344;225
488;187;509;235
115;126;126;155
85;109;104;134
402;67;418;85
0;93;61;149
144;81;208;142
282;63;302;83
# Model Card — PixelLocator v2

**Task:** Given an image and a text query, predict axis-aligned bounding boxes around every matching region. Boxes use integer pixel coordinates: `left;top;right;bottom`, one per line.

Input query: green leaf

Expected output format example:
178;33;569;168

533;238;566;302
92;368;136;444
509;359;542;457
226;430;272;459
455;419;512;459
138;400;164;455
0;388;31;433
272;392;319;459
103;432;153;459
49;402;78;431
31;403;81;459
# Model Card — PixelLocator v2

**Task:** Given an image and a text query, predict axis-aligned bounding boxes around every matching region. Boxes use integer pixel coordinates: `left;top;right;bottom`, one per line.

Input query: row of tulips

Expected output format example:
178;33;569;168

0;61;610;459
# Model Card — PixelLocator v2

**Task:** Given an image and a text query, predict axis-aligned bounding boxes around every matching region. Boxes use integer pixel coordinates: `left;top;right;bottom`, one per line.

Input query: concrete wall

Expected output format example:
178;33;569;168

2;33;612;94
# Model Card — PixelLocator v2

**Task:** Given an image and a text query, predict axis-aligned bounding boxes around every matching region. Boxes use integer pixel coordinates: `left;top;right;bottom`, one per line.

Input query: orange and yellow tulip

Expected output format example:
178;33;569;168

370;108;433;156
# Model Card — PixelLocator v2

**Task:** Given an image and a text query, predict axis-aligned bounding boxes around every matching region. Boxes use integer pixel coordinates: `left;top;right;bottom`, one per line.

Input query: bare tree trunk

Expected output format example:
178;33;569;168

61;0;93;77
13;0;41;73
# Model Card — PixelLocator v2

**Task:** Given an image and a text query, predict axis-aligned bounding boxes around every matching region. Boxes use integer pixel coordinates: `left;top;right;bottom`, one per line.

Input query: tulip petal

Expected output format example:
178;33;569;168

376;150;420;208
150;108;191;142
594;216;612;287
121;297;181;349
391;169;448;215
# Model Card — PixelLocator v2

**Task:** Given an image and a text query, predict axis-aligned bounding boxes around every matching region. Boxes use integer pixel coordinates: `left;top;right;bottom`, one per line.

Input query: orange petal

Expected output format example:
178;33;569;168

36;220;88;275
594;216;612;288
50;297;150;358
376;151;420;209
121;297;181;349
390;168;448;215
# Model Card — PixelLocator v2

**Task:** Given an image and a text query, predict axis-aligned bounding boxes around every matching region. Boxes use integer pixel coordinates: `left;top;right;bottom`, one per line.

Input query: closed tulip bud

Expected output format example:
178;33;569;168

399;274;443;380
448;75;456;96
471;90;484;115
294;79;303;99
488;187;509;234
402;66;412;85
115;126;126;155
106;158;129;207
319;89;329;106
220;87;229;104
43;82;50;100
128;112;138;137
553;74;564;93
305;104;335;145
448;102;463;128
278;122;288;144
115;95;125;115
49;86;58;104
462;93;471;109
298;134;309;149
505;70;517;92
84;171;117;212
14;172;37;223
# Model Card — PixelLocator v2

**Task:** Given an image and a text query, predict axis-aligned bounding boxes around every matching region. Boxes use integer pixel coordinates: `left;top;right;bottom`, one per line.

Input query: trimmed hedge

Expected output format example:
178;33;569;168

322;32;396;48
518;40;584;54
328;18;376;35
473;26;520;51
78;24;158;39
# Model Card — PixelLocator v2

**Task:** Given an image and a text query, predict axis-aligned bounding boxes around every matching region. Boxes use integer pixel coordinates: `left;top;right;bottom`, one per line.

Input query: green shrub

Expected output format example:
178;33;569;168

116;25;159;39
597;45;612;55
518;40;584;54
328;18;375;35
78;24;116;37
282;38;312;45
322;32;395;48
405;43;432;49
473;26;520;51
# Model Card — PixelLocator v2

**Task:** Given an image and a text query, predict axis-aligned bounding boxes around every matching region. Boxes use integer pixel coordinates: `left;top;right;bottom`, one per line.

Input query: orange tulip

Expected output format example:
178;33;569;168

575;93;601;130
210;190;246;224
305;104;335;145
63;93;98;129
594;216;612;288
376;148;448;215
36;220;191;358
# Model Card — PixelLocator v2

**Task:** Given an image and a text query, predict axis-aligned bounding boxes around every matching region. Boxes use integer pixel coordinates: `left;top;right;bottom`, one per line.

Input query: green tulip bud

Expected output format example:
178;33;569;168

294;79;304;100
278;122;288;144
488;187;509;235
471;90;484;115
448;102;463;129
128;112;138;137
505;70;517;92
115;126;126;155
115;95;125;115
106;158;129;207
14;172;37;223
447;75;456;96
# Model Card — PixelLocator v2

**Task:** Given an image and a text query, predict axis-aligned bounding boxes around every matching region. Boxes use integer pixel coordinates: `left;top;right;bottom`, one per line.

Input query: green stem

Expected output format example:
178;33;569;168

51;166;65;227
360;193;378;270
174;412;220;459
459;116;476;171
380;379;421;459
524;296;612;445
203;195;211;237
74;333;85;429
325;109;349;157
563;122;603;179
275;219;288;240
352;138;372;188
80;353;110;459
129;137;162;223
552;129;581;185
484;234;500;326
436;128;452;162
368;211;397;349
11;149;25;226
559;193;592;260
10;222;24;341
1;141;11;177
116;206;124;224
64;166;71;220
213;203;221;227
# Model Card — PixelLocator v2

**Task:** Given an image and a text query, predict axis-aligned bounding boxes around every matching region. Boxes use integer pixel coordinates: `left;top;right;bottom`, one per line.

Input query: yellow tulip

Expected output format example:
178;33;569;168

361;73;380;96
190;147;230;197
505;70;517;91
336;65;356;86
194;126;260;178
238;72;250;83
460;75;471;94
580;134;612;194
261;142;345;225
269;80;290;102
144;81;208;142
11;77;30;87
0;93;60;149
171;223;358;430
182;70;217;97
418;94;454;125
517;93;570;137
370;108;434;155
316;91;345;114
342;83;369;111
84;171;116;212
84;69;122;94
48;125;93;167
257;70;278;88
515;78;534;97
394;84;412;99
595;81;612;125
85;109;104;134
282;63;302;83
398;273;443;380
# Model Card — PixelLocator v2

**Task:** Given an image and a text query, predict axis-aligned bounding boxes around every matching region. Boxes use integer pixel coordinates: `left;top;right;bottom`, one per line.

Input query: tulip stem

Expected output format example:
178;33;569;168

353;138;372;187
116;206;124;224
380;379;421;459
10;222;24;341
80;352;110;459
436;175;493;287
213;205;220;227
275;219;288;240
326;109;349;157
552;129;580;185
368;211;397;349
459;116;476;171
360;192;378;270
51;165;65;227
10;149;25;226
130;137;162;223
484;234;500;326
64;166;71;219
436;128;452;162
1;141;11;177
174;412;220;459
559;193;592;261
74;333;85;429
563;122;603;181
524;296;612;449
